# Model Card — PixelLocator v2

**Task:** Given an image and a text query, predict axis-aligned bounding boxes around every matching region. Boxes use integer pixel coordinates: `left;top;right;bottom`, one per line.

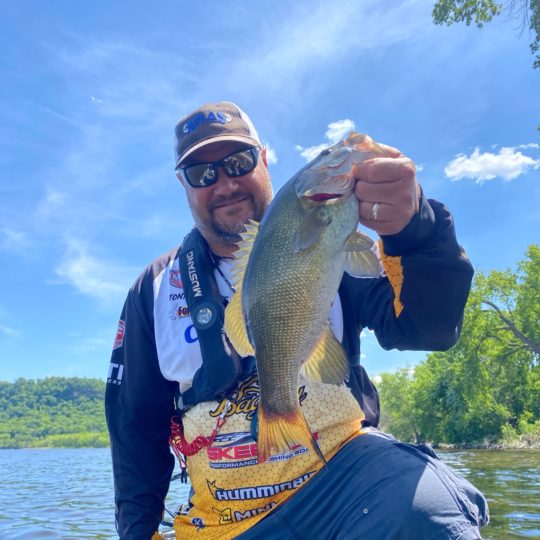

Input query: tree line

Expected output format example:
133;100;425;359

0;377;109;448
379;245;540;447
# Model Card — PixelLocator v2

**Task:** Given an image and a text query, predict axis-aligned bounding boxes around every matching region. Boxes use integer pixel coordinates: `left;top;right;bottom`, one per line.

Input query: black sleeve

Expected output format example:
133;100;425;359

342;194;474;352
105;271;177;540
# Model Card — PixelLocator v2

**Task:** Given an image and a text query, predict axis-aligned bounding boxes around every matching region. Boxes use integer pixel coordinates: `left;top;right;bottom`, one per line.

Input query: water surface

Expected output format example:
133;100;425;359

0;447;538;539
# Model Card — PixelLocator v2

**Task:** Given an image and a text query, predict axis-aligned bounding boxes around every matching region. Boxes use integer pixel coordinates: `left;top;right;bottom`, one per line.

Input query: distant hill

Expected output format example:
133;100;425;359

0;377;109;448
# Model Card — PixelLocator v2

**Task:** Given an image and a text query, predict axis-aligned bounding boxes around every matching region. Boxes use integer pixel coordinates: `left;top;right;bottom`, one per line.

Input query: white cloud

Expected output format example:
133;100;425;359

0;227;28;253
326;120;356;145
0;323;21;339
54;239;136;305
228;1;427;100
37;189;69;219
296;118;356;162
0;307;21;338
416;164;425;173
297;143;329;163
445;146;540;183
66;329;114;356
264;142;278;165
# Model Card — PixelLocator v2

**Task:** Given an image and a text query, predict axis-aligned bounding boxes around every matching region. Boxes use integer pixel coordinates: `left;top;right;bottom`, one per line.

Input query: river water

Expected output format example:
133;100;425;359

0;447;538;539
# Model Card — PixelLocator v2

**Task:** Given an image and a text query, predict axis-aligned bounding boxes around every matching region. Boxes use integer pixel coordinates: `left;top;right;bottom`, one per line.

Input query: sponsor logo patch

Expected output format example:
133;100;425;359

169;269;183;288
112;320;125;350
182;111;232;134
210;376;307;422
207;431;318;469
212;502;277;525
107;362;124;385
207;472;314;501
169;303;190;320
191;517;205;530
184;324;198;344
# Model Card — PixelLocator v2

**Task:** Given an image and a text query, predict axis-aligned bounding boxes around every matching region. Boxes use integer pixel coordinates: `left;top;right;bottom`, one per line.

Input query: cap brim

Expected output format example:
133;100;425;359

175;135;260;169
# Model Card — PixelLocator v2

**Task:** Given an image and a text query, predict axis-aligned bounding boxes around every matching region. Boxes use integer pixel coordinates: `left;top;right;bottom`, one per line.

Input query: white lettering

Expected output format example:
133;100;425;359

186;251;202;297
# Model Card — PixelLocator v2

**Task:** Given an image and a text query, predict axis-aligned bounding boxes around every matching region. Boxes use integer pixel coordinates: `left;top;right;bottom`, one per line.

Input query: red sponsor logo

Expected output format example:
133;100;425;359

208;443;258;461
207;433;318;461
169;269;183;288
113;320;125;350
176;306;190;318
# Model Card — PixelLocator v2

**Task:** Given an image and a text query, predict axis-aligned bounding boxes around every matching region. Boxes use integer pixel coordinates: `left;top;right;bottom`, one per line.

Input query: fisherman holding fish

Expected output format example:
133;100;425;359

106;102;489;539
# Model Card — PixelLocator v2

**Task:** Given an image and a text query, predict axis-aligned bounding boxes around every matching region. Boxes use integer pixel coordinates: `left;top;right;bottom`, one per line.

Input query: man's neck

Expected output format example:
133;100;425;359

206;238;237;259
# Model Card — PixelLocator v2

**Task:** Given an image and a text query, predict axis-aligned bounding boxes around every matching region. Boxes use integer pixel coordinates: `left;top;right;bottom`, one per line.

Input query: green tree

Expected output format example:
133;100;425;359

378;368;422;442
0;377;108;448
379;245;539;445
433;0;540;68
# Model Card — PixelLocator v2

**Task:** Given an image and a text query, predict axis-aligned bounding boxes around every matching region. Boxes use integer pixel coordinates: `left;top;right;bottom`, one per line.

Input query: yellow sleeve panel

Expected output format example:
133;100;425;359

151;533;165;540
378;240;404;317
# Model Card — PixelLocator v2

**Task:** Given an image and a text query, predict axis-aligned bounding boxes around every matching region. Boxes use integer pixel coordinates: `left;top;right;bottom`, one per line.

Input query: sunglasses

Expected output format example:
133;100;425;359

177;147;260;188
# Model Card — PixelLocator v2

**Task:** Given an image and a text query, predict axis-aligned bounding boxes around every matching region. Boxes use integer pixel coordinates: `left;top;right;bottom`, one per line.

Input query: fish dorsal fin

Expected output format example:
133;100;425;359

230;219;259;287
294;207;332;252
301;326;349;384
344;231;381;277
223;220;258;357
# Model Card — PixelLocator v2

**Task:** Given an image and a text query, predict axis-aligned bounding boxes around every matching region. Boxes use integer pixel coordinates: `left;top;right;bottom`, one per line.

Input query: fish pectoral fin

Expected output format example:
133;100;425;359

301;327;349;385
294;208;331;252
344;231;381;277
257;406;325;464
224;281;254;357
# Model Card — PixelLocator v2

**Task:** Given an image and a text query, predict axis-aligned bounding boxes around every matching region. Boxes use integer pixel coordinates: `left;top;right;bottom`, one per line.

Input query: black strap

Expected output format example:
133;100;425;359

178;228;248;407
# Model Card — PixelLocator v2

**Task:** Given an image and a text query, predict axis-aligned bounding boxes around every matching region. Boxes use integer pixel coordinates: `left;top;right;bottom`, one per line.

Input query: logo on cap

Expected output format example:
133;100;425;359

182;111;232;134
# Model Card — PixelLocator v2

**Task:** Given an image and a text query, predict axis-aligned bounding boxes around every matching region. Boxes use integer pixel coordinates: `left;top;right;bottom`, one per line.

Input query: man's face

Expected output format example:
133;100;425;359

178;141;273;252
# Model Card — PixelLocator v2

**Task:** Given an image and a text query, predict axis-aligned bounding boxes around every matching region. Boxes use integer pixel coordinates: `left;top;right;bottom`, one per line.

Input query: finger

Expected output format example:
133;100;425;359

358;201;413;235
375;142;403;158
358;201;394;223
355;178;417;208
353;156;416;185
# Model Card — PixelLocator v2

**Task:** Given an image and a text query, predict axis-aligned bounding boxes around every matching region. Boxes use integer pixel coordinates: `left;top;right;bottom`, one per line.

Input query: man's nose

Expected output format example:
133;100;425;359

213;168;241;193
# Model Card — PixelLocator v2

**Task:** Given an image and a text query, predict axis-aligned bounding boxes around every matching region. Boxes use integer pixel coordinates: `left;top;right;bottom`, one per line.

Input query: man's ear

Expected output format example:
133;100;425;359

260;146;268;168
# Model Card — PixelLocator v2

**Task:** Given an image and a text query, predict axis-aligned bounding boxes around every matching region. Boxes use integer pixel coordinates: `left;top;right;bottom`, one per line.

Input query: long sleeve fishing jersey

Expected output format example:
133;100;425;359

105;195;474;540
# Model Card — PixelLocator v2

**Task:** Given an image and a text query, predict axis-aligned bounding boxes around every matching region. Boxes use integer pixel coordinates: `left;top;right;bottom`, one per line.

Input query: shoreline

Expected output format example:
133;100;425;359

2;441;539;451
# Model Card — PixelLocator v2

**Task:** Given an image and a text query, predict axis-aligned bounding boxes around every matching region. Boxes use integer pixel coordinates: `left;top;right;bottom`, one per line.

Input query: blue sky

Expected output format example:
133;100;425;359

0;1;538;382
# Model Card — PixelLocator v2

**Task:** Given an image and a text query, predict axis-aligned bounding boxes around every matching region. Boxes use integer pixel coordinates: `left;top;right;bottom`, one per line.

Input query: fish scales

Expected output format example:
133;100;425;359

225;132;384;462
243;179;358;415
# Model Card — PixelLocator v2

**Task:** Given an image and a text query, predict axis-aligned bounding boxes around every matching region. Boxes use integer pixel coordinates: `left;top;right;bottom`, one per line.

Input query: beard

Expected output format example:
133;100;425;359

193;191;271;247
211;216;253;245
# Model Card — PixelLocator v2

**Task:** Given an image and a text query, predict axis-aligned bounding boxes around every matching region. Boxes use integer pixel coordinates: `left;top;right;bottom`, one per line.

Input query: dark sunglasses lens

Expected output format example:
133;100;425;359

223;149;257;177
184;164;217;187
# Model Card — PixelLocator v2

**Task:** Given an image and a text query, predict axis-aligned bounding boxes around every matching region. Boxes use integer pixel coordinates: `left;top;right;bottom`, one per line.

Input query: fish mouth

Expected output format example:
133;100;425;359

305;192;343;203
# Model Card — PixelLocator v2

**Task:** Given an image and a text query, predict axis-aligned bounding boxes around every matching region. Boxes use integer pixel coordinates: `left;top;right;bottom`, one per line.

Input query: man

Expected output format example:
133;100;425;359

106;101;488;539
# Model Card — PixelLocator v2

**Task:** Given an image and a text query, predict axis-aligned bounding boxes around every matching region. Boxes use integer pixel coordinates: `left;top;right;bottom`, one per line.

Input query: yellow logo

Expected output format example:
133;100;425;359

212;507;233;525
210;375;308;421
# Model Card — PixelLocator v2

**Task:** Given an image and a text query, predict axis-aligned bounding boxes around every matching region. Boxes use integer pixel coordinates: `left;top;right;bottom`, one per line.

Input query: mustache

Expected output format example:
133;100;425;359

209;192;252;212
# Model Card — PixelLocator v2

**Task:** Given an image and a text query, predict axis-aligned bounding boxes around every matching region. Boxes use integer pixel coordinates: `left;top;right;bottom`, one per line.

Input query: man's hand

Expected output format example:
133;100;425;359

353;144;421;236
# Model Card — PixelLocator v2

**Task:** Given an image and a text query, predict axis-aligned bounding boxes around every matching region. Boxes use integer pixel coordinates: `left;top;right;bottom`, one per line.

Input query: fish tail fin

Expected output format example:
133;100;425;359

257;406;326;465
